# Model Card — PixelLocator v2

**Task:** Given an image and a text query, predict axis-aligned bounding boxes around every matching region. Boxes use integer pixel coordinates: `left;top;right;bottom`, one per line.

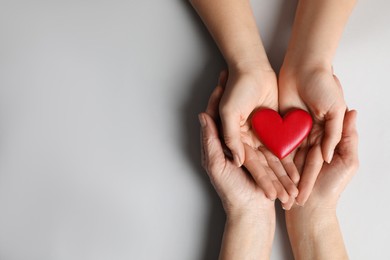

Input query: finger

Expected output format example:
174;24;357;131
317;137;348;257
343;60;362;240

322;74;346;163
220;110;245;167
261;156;290;203
260;147;299;197
322;106;346;163
294;146;308;175
281;196;295;210
218;70;228;87
338;110;359;165
199;113;226;178
272;177;290;204
281;155;300;185
342;110;358;140
243;144;277;200
295;145;324;206
206;85;224;120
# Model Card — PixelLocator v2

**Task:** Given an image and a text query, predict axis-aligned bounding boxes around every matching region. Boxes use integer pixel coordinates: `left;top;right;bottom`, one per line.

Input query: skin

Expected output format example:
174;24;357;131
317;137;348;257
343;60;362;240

285;109;359;260
199;85;275;259
214;72;298;208
191;0;356;206
279;0;356;205
189;0;300;204
200;83;359;259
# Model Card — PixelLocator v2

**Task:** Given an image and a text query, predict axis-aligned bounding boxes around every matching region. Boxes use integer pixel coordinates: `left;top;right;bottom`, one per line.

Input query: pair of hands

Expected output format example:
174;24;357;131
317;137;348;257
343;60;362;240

218;63;347;208
200;71;357;214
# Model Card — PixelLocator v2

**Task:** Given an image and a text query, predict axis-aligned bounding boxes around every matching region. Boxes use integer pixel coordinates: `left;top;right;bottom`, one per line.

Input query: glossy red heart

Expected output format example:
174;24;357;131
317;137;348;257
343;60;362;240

251;109;313;159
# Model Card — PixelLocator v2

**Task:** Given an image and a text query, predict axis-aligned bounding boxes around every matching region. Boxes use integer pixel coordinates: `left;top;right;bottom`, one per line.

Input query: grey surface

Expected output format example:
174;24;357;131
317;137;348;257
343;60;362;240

0;0;389;259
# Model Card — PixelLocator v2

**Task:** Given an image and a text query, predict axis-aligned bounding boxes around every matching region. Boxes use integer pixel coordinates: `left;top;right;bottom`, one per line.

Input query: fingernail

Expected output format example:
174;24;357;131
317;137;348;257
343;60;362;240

198;114;206;128
234;154;242;167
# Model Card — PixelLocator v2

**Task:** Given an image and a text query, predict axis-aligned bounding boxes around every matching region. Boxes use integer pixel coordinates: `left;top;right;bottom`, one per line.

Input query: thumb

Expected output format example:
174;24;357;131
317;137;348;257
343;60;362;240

199;113;226;179
219;110;245;167
322;107;346;163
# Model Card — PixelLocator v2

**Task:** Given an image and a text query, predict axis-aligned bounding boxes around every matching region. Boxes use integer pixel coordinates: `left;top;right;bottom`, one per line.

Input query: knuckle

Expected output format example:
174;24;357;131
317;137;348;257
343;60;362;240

266;190;277;200
312;106;327;119
267;153;280;163
305;159;322;168
207;155;224;175
203;136;213;147
222;134;238;148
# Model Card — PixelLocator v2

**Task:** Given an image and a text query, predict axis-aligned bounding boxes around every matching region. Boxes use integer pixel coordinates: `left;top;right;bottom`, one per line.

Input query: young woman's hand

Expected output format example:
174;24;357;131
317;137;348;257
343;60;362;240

279;67;347;205
219;63;278;168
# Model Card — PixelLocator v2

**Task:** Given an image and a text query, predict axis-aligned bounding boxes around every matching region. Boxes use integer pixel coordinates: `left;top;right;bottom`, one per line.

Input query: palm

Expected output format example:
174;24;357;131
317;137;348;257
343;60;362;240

278;69;347;205
218;70;299;206
280;71;344;148
220;69;278;151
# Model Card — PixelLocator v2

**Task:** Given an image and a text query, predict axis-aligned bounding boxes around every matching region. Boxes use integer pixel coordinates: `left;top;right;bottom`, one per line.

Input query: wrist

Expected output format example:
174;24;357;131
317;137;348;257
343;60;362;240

285;203;337;231
279;61;333;84
285;205;346;260
227;59;276;86
221;203;275;260
227;48;274;75
280;53;333;81
225;203;275;225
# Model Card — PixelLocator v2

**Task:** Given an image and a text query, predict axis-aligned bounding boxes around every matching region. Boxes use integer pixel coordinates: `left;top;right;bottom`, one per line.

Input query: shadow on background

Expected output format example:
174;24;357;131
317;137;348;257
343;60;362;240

180;1;226;259
180;0;297;259
182;62;226;260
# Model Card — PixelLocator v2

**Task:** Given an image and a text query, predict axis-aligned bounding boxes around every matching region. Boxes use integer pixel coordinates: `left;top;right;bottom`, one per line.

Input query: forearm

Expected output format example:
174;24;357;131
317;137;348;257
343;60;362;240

219;210;275;260
189;0;271;70
285;207;348;260
283;0;356;71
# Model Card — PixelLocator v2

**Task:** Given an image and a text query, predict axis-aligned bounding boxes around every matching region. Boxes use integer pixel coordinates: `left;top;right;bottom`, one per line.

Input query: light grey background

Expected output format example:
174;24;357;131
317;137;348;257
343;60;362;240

0;0;388;259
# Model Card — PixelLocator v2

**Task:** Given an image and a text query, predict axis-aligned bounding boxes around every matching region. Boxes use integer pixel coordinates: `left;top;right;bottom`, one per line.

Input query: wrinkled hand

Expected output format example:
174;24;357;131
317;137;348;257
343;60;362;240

279;67;347;205
202;73;299;209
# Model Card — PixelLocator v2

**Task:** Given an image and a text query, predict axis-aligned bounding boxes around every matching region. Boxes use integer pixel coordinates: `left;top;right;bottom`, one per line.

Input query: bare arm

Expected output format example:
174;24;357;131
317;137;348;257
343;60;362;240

189;0;270;70
286;208;348;260
279;0;356;205
190;0;277;168
219;210;275;260
190;0;299;204
283;0;356;71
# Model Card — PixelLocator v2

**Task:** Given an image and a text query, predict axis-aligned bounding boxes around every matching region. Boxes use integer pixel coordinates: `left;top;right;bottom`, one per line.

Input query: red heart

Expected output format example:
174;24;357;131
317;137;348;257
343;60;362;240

251;109;313;159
